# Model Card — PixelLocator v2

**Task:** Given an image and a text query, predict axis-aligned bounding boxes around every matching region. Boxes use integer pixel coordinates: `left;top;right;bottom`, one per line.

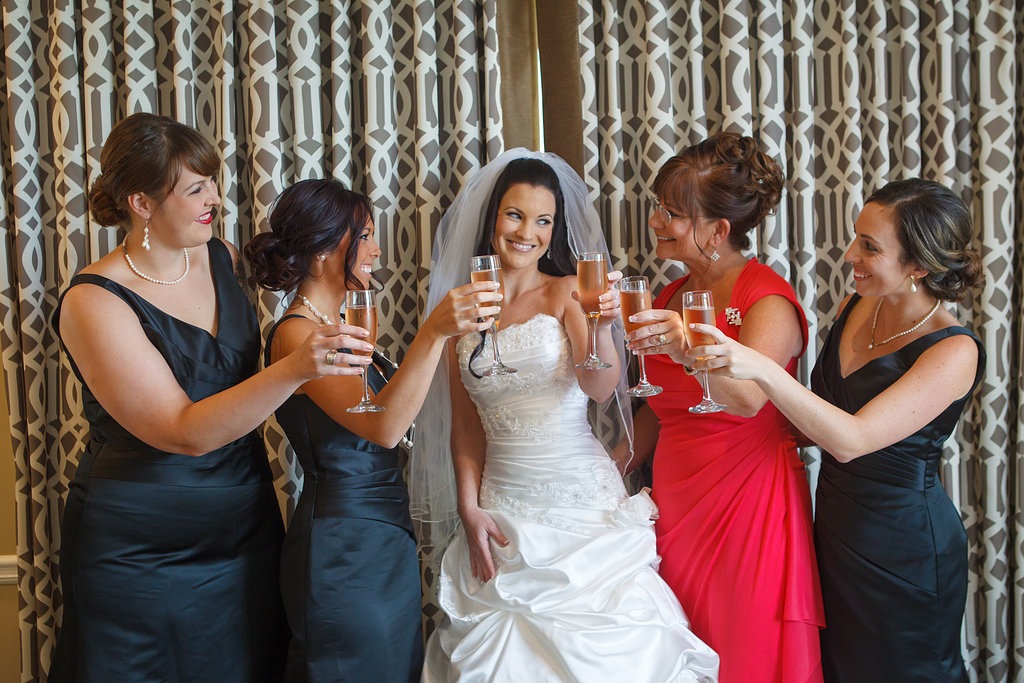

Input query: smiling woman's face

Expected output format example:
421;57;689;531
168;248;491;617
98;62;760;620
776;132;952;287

490;183;556;271
648;195;713;264
147;166;221;248
845;201;917;296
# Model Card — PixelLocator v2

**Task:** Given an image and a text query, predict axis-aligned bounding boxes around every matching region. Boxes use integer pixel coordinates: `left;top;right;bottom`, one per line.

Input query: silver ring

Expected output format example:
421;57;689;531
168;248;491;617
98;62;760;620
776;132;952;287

657;333;668;346
326;349;338;366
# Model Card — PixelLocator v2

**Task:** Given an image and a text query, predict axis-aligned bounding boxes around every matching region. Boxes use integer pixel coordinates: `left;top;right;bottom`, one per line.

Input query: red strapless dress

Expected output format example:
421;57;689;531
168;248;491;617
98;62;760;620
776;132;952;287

645;259;824;683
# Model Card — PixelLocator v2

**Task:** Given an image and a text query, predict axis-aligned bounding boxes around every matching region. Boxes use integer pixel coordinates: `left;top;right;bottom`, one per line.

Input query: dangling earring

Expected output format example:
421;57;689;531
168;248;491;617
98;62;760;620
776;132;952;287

709;249;720;262
545;248;552;260
142;220;151;251
910;275;917;293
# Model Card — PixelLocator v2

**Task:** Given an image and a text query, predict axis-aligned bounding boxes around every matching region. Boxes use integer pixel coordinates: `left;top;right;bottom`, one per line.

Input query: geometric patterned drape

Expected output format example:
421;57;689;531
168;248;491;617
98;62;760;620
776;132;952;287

0;1;501;679
573;1;1022;680
4;0;1022;680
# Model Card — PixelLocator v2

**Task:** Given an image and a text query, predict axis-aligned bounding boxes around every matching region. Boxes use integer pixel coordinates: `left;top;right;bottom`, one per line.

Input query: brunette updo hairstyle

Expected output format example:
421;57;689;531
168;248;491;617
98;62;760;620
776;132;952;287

865;178;984;302
651;131;784;250
89;112;220;228
244;178;374;293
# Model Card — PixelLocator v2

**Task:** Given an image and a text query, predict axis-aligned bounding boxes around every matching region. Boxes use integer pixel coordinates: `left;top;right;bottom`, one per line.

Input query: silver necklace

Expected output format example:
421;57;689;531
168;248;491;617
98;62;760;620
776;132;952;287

122;238;190;285
868;298;941;350
297;295;333;325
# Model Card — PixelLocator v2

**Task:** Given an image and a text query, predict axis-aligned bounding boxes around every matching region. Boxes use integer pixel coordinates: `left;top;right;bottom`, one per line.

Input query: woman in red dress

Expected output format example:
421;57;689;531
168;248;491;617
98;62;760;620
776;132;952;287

624;132;824;682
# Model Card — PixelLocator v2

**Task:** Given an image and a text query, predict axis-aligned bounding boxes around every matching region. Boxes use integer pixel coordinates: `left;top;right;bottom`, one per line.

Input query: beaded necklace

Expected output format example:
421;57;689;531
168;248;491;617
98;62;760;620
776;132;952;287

122;238;190;285
297;295;333;325
868;298;942;350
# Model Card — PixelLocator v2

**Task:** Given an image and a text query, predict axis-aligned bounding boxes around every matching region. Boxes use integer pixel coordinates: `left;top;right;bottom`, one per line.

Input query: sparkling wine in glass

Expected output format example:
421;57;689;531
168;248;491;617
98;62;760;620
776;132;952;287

576;252;612;370
682;289;726;413
345;289;385;413
618;276;662;397
470;254;516;376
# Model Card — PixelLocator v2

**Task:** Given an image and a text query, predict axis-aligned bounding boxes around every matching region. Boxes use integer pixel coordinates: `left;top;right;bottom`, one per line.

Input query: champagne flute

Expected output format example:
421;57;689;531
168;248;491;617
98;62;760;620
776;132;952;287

345;289;385;413
576;252;612;370
618;276;663;397
681;289;726;414
469;255;516;376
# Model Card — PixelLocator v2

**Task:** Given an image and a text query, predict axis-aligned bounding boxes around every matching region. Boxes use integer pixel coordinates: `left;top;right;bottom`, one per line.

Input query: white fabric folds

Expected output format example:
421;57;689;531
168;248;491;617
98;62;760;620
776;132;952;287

421;315;718;682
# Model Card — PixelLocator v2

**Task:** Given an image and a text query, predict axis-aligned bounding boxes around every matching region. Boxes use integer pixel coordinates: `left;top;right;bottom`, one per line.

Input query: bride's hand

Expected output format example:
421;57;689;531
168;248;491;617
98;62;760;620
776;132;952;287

595;270;623;328
460;506;509;582
570;270;623;329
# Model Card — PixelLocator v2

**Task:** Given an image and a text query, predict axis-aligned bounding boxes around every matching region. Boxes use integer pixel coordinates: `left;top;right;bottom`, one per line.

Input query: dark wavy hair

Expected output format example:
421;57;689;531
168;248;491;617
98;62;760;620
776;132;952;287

89;112;220;228
473;158;575;277
468;157;573;376
652;130;783;252
244;178;374;293
865;178;984;302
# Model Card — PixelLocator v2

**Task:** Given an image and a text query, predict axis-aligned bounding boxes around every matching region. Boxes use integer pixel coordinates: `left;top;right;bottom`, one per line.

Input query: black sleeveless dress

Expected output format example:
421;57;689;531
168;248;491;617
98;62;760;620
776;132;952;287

267;316;423;683
811;294;984;683
50;239;287;682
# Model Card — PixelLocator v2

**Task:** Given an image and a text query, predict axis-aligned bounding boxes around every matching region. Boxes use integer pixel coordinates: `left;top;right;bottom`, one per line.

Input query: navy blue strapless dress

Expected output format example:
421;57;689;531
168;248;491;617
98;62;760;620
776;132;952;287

811;294;984;683
49;239;287;683
268;316;423;683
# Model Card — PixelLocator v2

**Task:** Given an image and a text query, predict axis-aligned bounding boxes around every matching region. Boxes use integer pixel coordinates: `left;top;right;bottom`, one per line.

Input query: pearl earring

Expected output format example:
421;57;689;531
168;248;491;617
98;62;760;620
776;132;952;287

910;275;917;293
142;220;151;251
317;254;326;262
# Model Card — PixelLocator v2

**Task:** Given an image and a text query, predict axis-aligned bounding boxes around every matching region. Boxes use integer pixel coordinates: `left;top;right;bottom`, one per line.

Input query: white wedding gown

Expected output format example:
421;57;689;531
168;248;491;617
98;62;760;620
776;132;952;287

422;314;718;683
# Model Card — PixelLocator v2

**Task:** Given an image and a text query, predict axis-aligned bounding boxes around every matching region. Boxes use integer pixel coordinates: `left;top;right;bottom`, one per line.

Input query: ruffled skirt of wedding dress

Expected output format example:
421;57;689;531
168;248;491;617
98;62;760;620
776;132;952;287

422;491;719;683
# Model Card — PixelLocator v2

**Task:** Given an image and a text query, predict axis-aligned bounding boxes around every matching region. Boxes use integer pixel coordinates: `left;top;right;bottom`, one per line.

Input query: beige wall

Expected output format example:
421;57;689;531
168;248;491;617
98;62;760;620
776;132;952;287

1;371;19;680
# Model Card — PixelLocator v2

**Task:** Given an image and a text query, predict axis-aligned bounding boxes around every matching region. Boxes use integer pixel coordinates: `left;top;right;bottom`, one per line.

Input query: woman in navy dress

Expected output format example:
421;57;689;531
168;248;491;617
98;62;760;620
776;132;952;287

51;113;370;682
245;178;496;682
688;178;984;682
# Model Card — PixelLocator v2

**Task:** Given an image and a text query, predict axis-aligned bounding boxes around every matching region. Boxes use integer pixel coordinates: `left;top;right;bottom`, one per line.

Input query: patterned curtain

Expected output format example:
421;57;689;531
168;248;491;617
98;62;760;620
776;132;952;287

0;1;501;679
573;1;1022;680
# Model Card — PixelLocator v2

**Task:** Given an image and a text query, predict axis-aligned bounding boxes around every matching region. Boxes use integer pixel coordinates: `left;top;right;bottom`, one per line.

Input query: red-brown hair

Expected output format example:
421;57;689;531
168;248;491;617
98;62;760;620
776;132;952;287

652;131;783;250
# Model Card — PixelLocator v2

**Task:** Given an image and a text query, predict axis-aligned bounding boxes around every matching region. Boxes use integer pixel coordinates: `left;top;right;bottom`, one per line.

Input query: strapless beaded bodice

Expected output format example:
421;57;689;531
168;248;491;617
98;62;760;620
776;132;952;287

457;313;592;444
456;314;626;523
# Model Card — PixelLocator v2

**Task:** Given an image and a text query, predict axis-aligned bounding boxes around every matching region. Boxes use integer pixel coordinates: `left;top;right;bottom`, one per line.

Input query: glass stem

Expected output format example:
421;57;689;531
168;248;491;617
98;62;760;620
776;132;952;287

587;314;599;359
698;369;712;401
361;367;372;403
490;325;502;366
637;354;650;386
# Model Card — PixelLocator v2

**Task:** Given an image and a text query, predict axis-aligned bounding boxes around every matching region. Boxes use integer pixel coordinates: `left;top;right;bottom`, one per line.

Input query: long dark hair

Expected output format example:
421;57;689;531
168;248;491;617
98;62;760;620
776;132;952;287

473;158;575;276
468;158;573;376
245;178;374;293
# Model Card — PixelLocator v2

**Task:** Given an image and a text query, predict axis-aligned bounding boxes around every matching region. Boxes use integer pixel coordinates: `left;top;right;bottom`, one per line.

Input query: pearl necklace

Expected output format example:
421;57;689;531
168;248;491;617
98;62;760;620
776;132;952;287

122;238;190;285
868;298;942;350
297;295;333;325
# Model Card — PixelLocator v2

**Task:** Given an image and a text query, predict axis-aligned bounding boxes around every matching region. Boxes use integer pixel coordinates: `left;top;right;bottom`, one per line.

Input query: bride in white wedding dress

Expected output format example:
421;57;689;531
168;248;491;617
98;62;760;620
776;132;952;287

413;150;718;682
